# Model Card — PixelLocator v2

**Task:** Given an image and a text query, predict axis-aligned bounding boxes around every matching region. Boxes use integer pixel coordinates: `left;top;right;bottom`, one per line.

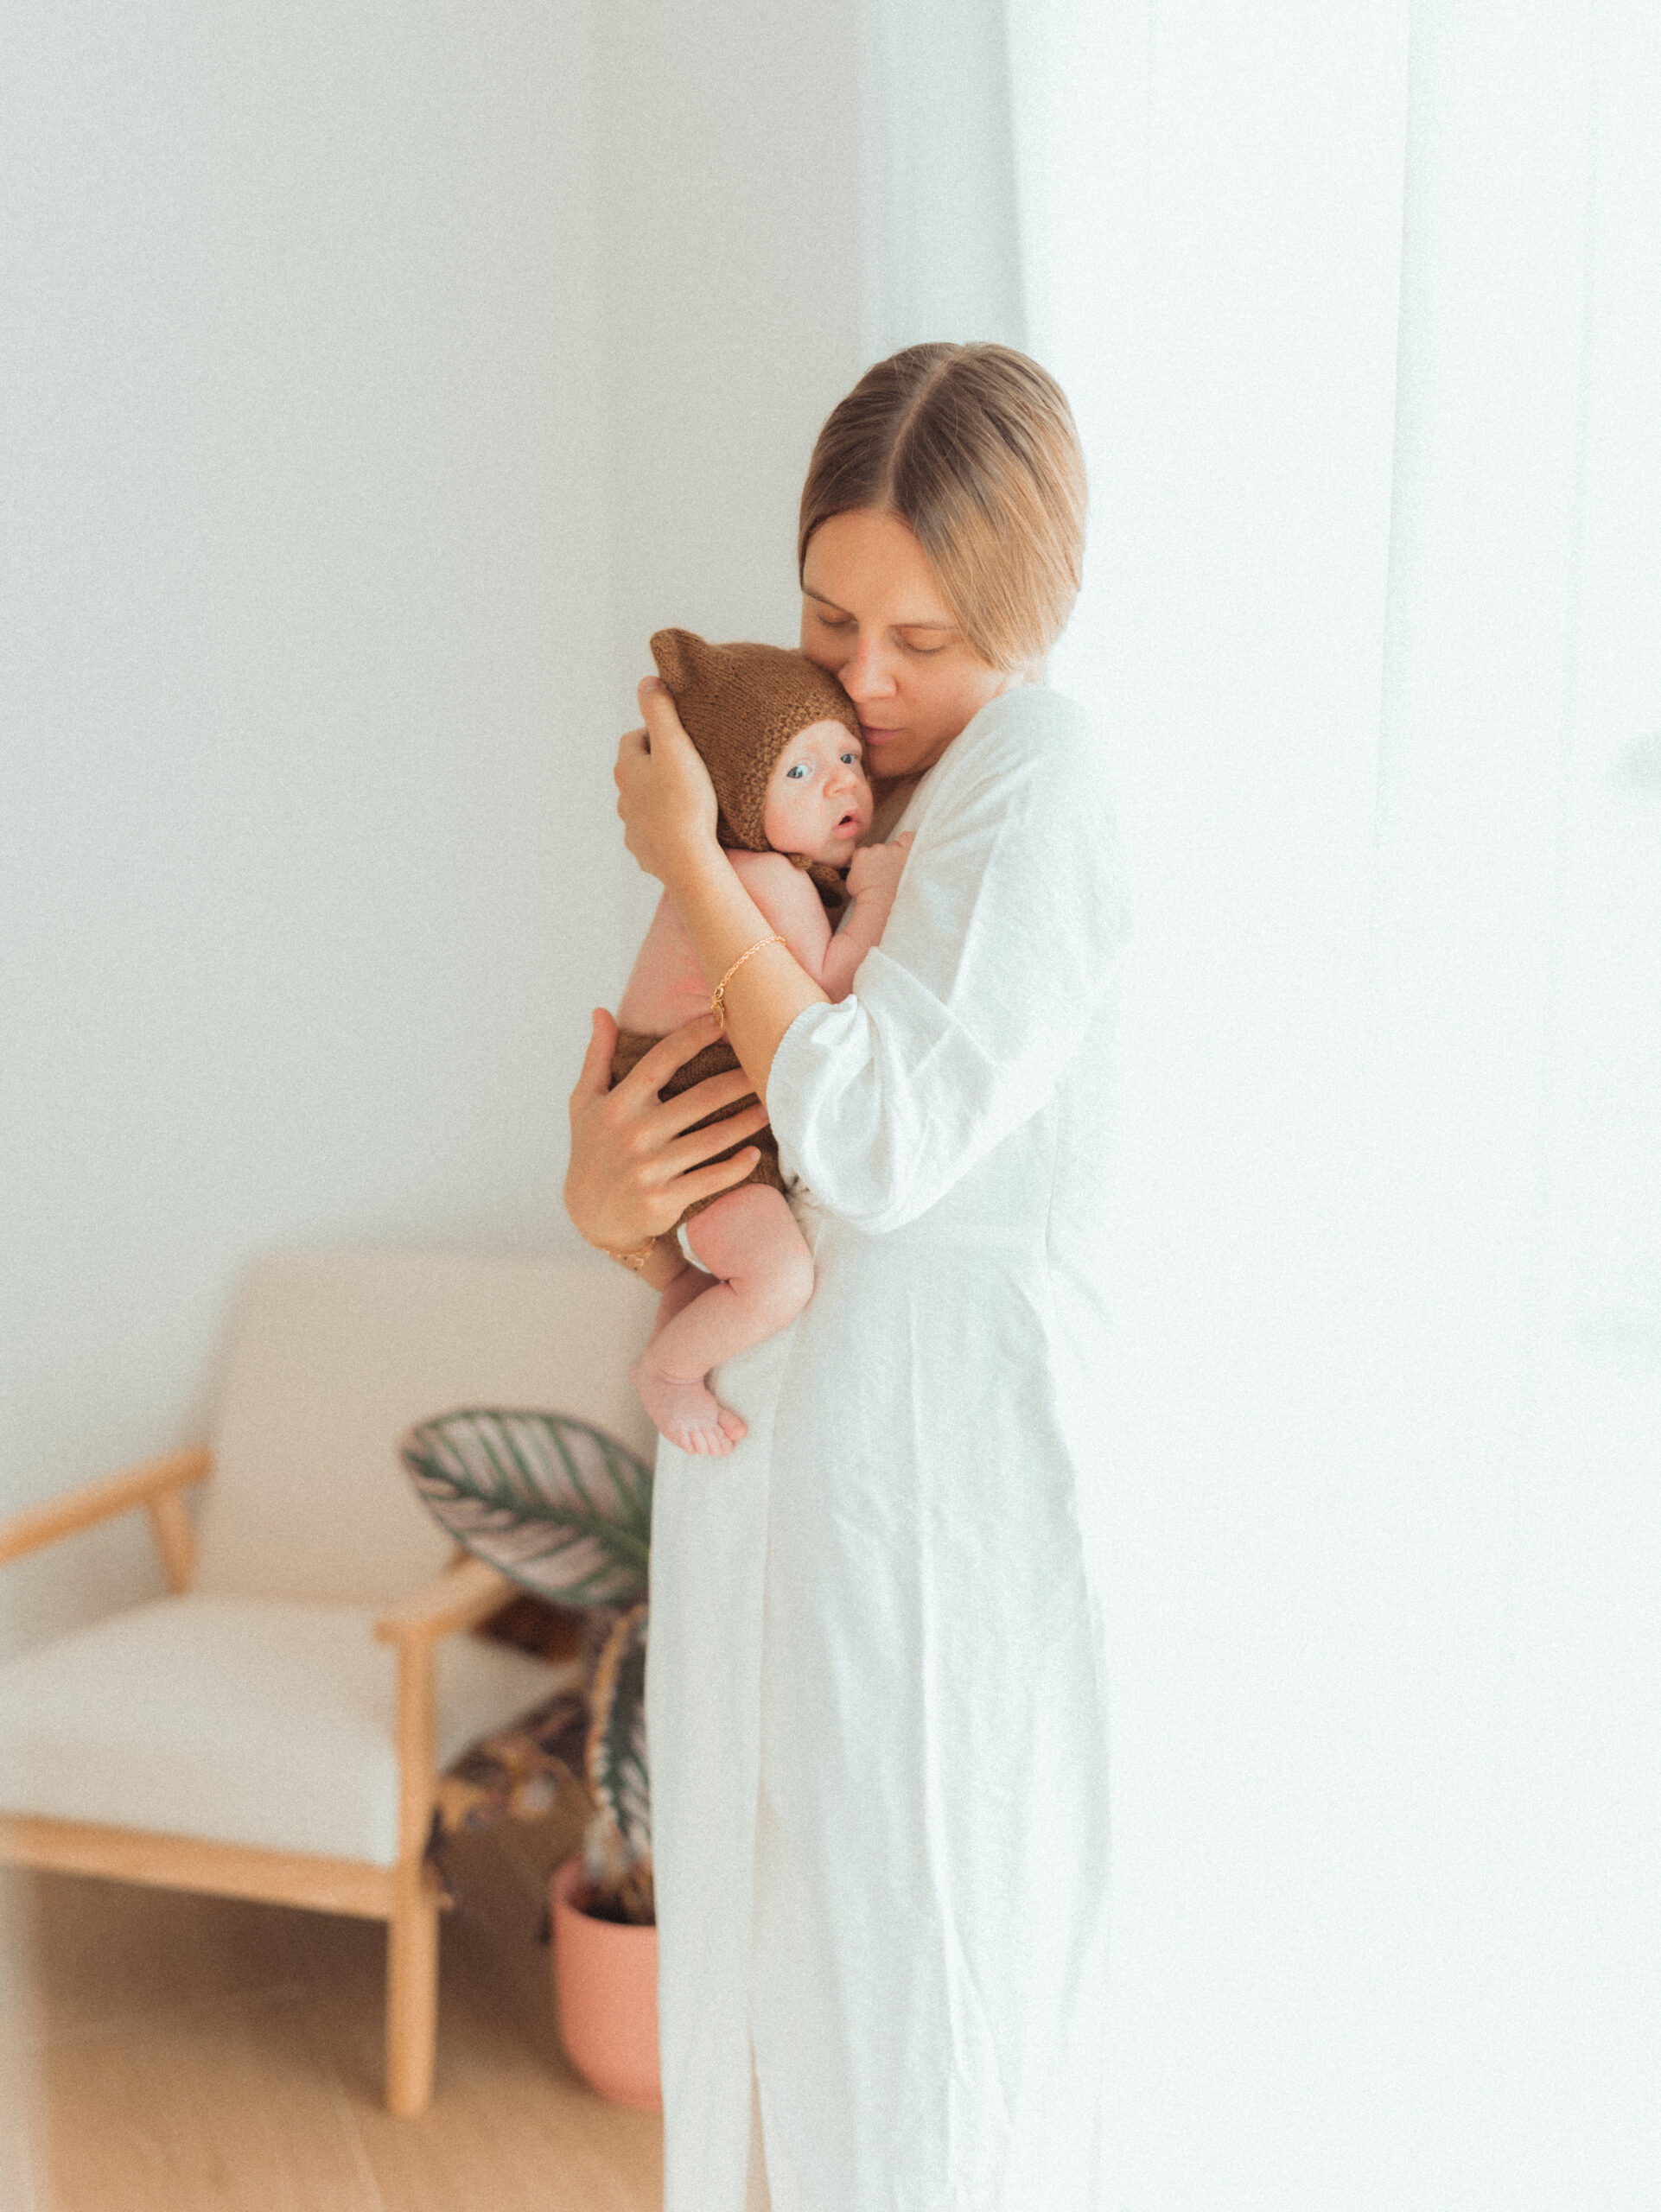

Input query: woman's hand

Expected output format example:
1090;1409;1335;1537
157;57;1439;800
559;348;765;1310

614;677;721;887
564;1007;772;1253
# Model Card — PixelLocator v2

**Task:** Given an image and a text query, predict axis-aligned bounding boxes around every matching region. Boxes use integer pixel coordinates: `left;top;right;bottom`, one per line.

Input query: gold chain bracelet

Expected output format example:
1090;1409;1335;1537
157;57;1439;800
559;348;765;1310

590;1234;659;1274
710;934;786;1032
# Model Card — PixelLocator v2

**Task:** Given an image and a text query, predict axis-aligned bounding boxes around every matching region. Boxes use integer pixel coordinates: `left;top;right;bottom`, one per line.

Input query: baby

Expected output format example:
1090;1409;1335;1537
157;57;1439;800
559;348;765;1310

612;628;911;1457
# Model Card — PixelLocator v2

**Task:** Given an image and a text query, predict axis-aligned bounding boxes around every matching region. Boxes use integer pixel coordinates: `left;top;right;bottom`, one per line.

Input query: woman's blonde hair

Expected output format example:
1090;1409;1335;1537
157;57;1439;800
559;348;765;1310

798;343;1086;673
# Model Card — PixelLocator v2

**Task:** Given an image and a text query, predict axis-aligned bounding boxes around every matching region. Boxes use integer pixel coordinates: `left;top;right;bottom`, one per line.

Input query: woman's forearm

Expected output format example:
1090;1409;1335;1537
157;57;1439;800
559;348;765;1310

665;842;827;1102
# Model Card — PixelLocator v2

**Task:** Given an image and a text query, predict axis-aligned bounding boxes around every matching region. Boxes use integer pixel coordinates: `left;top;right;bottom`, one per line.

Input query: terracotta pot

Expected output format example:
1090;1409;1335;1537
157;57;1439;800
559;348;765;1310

549;1856;662;2109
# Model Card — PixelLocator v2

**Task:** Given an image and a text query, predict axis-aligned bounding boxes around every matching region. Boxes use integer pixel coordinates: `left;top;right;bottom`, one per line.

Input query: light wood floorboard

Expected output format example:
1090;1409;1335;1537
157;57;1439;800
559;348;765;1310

3;1800;663;2212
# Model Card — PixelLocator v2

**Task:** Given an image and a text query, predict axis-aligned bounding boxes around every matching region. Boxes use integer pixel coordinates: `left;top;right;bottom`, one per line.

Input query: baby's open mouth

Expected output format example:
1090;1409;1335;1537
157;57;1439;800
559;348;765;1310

835;810;861;835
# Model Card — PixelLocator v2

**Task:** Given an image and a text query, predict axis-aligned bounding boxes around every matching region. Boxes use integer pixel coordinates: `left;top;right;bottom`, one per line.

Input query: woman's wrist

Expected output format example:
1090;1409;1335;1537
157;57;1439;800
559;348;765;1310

641;1234;688;1290
658;822;727;906
587;1230;659;1273
580;1225;684;1290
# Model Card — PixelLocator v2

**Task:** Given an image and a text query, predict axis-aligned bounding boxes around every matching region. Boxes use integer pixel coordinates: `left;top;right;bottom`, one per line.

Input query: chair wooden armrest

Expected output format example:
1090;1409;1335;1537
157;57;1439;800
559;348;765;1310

0;1445;212;1592
372;1554;516;1649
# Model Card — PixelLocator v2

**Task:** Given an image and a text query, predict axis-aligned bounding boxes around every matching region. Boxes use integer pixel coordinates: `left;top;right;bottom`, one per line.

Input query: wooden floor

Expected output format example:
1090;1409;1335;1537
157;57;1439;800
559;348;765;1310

0;1799;663;2212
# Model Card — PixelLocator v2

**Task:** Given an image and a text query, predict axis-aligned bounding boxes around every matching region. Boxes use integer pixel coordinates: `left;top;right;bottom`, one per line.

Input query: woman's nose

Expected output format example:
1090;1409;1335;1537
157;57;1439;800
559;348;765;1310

837;632;897;701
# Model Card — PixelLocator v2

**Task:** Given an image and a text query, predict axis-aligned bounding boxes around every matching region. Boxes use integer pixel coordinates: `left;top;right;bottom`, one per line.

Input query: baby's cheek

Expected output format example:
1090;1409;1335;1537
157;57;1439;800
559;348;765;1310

760;786;801;851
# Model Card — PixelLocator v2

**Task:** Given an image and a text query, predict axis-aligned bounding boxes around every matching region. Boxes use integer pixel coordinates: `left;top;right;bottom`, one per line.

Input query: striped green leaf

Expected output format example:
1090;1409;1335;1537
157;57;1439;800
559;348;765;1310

398;1408;652;1609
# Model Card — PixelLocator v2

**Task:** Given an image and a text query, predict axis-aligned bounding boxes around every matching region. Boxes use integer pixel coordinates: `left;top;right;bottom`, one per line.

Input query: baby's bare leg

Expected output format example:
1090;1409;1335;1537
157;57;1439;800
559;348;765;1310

650;1257;714;1338
630;1186;815;1459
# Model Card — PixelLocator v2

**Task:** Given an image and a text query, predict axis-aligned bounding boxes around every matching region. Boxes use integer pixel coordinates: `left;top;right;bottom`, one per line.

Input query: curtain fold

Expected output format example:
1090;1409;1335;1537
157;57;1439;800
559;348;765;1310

855;0;1026;359
990;3;1658;2205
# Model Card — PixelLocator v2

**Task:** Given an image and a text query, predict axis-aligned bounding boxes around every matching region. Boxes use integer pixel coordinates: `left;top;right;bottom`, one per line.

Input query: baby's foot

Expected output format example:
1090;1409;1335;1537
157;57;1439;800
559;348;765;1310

631;1353;749;1457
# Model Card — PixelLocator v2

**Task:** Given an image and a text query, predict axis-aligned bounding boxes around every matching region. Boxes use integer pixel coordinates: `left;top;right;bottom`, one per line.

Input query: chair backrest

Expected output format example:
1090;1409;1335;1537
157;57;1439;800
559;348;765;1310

193;1247;657;1606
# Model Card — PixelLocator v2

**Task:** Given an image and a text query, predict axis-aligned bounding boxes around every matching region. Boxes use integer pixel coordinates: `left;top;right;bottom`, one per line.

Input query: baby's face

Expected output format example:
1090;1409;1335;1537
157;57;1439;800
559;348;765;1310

760;718;874;864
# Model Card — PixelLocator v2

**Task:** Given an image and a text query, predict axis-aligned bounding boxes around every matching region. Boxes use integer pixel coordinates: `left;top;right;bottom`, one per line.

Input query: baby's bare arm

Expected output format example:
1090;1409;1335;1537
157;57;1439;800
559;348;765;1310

727;850;837;984
818;833;913;1001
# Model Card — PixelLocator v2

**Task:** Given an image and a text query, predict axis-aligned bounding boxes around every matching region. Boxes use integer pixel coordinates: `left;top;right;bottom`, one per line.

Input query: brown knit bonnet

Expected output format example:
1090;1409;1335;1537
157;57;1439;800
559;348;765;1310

649;629;862;907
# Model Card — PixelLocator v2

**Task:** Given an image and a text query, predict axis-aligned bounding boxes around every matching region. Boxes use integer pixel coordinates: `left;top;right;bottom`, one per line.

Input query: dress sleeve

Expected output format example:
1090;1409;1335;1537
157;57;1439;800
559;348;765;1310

765;690;1130;1235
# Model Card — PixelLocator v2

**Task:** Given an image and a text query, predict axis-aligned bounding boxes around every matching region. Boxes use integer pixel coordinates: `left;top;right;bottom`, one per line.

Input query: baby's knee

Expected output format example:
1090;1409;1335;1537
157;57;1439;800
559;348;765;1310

767;1229;817;1320
744;1243;815;1337
688;1186;815;1318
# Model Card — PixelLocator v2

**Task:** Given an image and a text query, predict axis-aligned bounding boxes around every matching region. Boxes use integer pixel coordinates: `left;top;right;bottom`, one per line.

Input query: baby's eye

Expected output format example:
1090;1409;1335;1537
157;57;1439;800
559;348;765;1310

786;763;809;779
839;750;859;765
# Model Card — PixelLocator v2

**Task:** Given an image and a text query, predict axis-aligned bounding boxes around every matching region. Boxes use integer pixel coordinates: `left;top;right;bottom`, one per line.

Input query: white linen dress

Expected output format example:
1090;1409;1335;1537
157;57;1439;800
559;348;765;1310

646;683;1130;2212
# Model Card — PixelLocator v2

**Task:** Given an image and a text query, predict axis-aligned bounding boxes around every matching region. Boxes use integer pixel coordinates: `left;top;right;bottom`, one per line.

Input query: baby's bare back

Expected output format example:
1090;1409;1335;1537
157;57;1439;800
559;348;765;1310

616;892;716;1035
617;841;910;1038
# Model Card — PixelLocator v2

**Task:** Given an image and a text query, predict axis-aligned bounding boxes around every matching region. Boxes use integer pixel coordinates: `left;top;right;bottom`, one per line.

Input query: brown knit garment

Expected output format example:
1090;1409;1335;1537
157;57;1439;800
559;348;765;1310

650;629;862;909
608;1027;785;1227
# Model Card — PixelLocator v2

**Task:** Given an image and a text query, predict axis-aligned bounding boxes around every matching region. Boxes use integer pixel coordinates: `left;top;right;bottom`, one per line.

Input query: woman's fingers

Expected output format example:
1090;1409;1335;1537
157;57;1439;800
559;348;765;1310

636;675;684;745
611;1015;773;1149
635;683;719;820
647;1067;765;1135
613;683;720;881
658;1103;771;1178
569;1007;620;1124
660;1146;767;1215
563;1001;773;1249
620;1013;724;1096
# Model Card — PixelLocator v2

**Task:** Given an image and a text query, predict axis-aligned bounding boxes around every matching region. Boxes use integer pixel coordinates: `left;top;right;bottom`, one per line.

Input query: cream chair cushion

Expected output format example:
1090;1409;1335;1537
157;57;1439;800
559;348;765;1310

194;1247;656;1607
0;1592;575;1865
0;1247;655;1862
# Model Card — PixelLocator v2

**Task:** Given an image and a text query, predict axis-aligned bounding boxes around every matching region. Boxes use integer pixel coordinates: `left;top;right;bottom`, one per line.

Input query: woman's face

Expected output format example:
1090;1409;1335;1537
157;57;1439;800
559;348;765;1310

799;508;1027;785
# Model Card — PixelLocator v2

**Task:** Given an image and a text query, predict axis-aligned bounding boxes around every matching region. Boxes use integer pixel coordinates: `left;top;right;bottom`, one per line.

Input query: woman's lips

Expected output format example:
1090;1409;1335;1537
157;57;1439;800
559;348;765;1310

859;721;902;745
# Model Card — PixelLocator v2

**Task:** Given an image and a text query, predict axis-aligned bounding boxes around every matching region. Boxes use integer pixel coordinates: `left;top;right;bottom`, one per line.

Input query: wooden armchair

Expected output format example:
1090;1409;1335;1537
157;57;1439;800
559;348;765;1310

0;1249;653;2115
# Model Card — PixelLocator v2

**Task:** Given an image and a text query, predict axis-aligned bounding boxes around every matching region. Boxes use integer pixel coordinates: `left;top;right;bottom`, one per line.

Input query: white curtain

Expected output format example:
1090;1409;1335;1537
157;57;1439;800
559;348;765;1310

869;3;1659;2204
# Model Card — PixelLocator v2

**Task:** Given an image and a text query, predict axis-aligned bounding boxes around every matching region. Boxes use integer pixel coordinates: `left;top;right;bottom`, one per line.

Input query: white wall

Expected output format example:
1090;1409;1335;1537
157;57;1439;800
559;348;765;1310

0;4;559;1650
1;0;870;1660
589;0;865;699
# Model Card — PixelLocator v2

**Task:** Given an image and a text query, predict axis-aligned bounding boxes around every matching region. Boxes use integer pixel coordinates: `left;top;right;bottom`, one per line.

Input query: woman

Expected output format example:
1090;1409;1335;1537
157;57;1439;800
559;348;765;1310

565;344;1129;2212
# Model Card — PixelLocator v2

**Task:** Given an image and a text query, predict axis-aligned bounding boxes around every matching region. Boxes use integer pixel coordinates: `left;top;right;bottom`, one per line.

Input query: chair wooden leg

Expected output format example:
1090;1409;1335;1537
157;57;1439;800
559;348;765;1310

385;1860;441;2115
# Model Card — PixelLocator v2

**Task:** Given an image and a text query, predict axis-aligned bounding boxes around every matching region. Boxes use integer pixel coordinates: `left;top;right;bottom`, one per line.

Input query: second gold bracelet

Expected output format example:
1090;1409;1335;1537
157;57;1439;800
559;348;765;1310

710;933;786;1032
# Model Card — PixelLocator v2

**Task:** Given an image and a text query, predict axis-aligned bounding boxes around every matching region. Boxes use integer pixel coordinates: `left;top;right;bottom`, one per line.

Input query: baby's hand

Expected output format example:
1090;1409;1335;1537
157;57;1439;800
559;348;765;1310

846;832;913;915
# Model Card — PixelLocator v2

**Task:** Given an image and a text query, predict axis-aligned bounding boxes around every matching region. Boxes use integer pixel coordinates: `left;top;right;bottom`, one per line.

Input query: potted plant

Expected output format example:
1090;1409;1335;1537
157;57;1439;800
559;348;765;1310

398;1407;659;2107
